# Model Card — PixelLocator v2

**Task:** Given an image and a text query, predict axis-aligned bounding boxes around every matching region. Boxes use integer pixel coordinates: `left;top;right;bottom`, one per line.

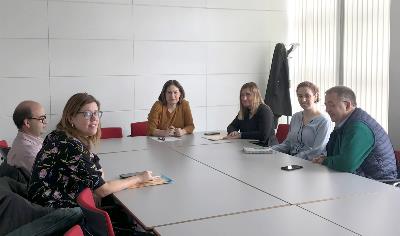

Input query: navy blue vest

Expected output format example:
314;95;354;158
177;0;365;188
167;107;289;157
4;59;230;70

326;108;397;180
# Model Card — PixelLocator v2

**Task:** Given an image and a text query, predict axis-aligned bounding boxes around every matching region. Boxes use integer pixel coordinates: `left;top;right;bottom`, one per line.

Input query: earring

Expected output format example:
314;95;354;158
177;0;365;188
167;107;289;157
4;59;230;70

71;123;75;128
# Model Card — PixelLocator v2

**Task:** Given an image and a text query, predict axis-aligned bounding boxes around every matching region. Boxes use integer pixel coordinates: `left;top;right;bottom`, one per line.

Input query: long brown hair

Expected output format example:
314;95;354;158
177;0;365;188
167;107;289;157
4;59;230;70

238;82;265;120
56;93;101;149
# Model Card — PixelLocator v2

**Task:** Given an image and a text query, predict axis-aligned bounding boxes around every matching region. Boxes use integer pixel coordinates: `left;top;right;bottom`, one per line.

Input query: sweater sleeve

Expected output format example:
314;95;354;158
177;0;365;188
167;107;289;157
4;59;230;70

322;122;374;172
240;105;274;142
182;100;195;134
147;101;162;135
227;116;240;134
295;116;332;160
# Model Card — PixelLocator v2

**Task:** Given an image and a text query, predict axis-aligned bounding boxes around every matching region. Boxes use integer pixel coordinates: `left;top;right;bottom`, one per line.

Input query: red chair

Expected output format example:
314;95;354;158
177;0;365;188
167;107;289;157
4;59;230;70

77;188;115;236
101;127;123;139
64;225;84;236
130;121;148;137
276;124;290;144
0;140;8;148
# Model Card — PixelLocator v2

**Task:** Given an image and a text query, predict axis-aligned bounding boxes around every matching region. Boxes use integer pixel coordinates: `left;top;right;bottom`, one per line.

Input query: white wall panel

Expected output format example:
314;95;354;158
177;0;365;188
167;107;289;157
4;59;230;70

207;74;261;106
0;78;50;116
133;0;206;8
133;42;206;74
207;105;239;131
207;10;287;41
50;76;134;114
0;39;48;77
0;116;18;144
135;75;206;109
100;111;134;137
134;109;150;123
0;0;47;38
49;2;132;39
0;0;288;141
46;114;61;137
207;0;286;11
133;6;206;41
191;106;206;132
207;42;270;74
50;40;134;76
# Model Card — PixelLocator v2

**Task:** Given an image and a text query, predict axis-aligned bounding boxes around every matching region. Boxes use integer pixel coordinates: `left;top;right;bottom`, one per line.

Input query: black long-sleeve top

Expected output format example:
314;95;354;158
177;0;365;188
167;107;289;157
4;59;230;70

227;104;275;143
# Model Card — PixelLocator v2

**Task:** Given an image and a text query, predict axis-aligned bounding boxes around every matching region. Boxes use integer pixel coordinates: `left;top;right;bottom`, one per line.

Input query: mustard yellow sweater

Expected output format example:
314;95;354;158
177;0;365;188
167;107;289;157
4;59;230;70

147;100;195;135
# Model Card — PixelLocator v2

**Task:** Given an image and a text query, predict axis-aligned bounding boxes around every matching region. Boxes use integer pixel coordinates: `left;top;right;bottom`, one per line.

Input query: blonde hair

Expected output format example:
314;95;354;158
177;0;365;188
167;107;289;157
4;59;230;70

56;93;101;150
238;82;265;120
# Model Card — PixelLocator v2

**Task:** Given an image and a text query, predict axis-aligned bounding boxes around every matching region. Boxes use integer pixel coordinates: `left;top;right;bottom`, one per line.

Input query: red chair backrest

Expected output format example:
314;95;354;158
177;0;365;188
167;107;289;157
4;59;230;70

0;140;8;148
276;124;290;144
64;225;84;236
130;121;148;137
101;127;123;139
77;188;115;236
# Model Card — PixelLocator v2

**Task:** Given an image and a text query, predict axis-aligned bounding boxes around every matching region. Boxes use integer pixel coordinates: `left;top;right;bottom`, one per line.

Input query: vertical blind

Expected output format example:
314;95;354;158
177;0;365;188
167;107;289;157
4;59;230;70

288;0;390;130
342;0;390;130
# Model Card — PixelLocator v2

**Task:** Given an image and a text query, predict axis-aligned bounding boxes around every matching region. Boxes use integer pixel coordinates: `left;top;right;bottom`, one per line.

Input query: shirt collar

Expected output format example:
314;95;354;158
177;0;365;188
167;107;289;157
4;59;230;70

335;110;354;129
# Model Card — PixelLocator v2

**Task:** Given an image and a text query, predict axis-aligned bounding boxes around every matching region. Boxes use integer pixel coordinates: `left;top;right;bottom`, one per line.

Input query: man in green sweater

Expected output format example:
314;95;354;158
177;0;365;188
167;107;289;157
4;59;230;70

312;86;397;180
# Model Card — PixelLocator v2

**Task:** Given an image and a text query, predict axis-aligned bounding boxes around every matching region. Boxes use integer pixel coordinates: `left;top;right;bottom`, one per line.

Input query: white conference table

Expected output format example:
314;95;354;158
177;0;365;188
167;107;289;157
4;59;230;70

98;133;400;235
154;205;358;236
100;146;287;229
96;132;230;154
299;190;400;236
172;141;397;204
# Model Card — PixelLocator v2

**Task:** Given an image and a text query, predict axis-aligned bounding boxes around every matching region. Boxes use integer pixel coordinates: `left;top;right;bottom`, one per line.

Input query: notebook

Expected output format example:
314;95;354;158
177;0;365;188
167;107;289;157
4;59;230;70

128;175;173;189
202;134;225;141
243;146;274;154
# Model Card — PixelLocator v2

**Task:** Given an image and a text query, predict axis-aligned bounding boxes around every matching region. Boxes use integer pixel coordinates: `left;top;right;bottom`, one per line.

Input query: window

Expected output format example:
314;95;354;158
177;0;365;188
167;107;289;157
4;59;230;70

288;0;390;130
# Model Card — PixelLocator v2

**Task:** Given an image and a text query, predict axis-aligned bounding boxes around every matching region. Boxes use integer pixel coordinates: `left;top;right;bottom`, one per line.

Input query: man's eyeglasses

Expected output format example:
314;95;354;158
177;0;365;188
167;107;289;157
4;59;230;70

77;111;103;120
28;116;47;124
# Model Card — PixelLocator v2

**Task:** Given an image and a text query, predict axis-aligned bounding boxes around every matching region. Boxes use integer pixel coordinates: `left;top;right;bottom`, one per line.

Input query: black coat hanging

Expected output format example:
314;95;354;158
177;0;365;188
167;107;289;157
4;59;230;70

264;43;292;128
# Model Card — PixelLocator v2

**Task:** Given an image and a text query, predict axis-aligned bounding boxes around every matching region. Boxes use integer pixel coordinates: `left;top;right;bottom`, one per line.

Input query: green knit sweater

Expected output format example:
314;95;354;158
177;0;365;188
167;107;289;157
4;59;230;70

323;121;374;172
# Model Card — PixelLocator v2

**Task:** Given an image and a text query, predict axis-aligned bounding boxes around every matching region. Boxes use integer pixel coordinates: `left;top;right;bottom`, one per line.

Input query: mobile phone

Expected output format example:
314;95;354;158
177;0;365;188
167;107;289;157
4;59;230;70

204;131;220;135
119;172;141;179
281;165;303;171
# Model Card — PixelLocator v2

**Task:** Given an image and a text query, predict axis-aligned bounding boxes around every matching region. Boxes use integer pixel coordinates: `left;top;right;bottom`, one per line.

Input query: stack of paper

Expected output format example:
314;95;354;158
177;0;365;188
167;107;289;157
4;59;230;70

151;137;181;142
243;146;274;154
202;134;225;141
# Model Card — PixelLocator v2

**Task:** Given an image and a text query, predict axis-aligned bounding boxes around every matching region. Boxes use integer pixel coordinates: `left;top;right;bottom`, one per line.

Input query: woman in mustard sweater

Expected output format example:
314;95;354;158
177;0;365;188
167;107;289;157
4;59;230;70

147;80;195;137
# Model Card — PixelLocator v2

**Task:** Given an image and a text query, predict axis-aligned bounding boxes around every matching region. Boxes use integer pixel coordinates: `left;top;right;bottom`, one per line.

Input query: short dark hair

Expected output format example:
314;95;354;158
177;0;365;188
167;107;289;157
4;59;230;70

158;80;185;105
13;102;33;129
296;81;320;103
326;86;357;106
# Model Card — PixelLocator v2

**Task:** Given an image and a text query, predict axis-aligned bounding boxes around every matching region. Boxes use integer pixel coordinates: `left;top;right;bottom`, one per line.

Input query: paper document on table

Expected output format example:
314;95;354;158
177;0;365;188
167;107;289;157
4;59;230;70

129;175;173;189
243;146;274;154
151;137;181;142
202;134;225;141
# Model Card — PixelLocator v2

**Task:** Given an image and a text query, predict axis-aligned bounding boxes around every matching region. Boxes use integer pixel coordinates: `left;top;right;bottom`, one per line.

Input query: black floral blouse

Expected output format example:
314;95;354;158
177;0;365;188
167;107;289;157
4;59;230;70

28;130;105;208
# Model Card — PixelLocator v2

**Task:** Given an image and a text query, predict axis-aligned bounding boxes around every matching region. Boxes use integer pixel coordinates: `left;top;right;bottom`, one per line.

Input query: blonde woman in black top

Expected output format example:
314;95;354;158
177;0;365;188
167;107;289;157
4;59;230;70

226;82;278;145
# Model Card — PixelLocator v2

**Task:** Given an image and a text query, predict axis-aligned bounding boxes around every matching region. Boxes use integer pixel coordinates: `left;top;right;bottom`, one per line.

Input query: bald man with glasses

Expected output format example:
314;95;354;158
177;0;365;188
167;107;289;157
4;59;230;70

7;101;47;174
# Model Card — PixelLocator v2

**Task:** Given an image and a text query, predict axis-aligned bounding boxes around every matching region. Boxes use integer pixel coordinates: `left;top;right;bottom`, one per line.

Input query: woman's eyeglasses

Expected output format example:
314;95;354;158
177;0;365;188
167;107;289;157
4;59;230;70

77;111;103;120
28;116;47;124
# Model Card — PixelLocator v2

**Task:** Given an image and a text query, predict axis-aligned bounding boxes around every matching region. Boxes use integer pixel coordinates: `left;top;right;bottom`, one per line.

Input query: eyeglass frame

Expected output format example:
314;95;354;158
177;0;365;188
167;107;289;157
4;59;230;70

28;115;47;124
77;110;103;120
